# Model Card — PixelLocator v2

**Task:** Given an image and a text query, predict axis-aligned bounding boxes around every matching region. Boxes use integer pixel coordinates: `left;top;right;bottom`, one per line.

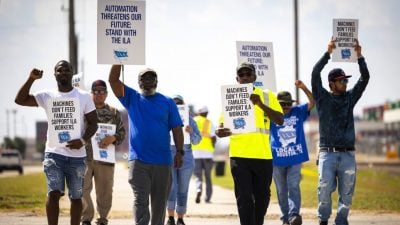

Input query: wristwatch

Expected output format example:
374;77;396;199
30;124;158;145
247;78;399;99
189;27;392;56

176;149;185;156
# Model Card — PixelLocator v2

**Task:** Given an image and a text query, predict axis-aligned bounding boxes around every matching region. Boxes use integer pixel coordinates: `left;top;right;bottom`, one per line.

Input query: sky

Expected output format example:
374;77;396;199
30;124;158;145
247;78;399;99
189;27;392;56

0;0;399;140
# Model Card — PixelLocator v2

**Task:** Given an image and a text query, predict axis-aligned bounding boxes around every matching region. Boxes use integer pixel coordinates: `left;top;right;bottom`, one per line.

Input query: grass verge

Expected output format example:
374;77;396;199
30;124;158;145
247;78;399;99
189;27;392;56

213;161;400;212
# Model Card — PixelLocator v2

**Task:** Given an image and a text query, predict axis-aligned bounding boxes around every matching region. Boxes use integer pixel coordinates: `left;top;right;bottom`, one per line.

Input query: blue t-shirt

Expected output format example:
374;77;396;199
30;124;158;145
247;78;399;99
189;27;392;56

119;85;183;165
270;104;310;166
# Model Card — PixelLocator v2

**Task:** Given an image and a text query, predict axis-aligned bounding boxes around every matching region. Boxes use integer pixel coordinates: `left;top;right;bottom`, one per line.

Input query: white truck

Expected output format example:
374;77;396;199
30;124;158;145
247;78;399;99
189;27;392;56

0;149;23;175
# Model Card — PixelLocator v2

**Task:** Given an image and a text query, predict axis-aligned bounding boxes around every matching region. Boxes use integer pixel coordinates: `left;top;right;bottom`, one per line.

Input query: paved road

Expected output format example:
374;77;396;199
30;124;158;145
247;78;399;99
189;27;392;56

1;162;400;225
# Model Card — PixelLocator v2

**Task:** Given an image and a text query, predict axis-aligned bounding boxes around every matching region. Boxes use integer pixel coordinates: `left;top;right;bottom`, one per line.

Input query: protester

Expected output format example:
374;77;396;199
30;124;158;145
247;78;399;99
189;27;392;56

311;38;369;225
108;65;184;225
270;80;315;225
166;95;202;225
14;60;98;225
81;80;126;225
192;106;216;204
216;62;283;225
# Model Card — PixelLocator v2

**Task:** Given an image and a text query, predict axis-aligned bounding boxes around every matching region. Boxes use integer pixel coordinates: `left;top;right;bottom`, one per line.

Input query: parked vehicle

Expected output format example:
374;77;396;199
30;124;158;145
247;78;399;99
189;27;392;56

0;149;23;175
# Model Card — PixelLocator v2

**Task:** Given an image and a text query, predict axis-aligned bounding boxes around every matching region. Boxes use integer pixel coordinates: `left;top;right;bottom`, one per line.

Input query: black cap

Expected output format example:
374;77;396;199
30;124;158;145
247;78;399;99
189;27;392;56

328;68;352;82
277;91;296;103
91;79;107;90
236;62;255;74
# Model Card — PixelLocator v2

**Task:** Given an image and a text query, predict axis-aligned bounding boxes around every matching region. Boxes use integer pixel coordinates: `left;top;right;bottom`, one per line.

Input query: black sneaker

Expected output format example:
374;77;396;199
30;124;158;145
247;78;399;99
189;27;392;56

176;218;186;225
82;221;91;225
166;217;175;225
195;192;201;203
289;215;302;225
319;221;328;225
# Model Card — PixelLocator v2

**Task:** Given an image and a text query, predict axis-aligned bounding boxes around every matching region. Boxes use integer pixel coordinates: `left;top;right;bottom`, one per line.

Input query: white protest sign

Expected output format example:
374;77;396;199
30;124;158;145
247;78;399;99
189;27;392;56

72;73;85;90
332;19;358;62
97;0;146;65
221;83;256;134
171;104;190;145
92;123;117;163
47;98;81;147
236;41;276;92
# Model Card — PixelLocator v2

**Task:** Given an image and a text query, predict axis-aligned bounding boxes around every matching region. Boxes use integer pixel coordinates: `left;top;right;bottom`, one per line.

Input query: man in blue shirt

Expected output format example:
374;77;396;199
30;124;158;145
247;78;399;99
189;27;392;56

311;38;369;225
108;65;184;225
270;80;314;225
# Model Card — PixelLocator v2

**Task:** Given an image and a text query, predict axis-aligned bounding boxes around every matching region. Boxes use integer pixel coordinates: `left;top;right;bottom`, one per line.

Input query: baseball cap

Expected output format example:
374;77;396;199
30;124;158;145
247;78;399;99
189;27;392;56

277;91;296;103
172;94;184;102
236;62;255;74
138;68;157;78
328;68;352;82
91;79;107;90
197;106;208;113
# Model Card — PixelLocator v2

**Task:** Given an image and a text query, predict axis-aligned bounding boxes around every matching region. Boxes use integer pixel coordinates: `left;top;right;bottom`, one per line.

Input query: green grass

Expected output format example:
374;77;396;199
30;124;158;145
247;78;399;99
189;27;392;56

213;161;400;212
0;173;47;212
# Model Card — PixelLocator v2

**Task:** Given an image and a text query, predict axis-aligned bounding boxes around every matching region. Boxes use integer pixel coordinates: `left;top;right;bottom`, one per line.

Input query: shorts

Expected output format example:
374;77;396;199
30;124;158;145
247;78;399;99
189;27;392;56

43;152;86;199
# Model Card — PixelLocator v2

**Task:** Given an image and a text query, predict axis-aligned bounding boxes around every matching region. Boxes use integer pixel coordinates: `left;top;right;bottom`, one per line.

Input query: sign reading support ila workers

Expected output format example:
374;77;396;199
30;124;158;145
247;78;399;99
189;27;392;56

332;18;358;63
221;83;256;134
236;41;276;92
47;98;81;148
97;0;145;65
92;123;117;163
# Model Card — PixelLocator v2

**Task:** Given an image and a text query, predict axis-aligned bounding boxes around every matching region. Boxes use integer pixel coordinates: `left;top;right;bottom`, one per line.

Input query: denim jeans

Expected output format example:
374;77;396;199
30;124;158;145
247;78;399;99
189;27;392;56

43;152;86;199
273;164;302;224
318;151;356;225
167;150;195;214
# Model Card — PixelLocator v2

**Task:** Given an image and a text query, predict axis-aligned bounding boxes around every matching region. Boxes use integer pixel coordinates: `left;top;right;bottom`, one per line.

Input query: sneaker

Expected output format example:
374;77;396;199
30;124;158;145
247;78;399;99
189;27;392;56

176;218;186;225
205;199;211;204
283;223;290;225
82;222;91;225
166;216;175;225
289;215;302;225
195;192;201;204
319;221;328;225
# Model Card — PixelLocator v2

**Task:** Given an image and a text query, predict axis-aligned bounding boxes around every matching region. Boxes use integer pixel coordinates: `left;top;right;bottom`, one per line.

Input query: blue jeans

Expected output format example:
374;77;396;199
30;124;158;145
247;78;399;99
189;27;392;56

318;151;356;225
43;152;86;199
273;164;302;224
167;150;195;214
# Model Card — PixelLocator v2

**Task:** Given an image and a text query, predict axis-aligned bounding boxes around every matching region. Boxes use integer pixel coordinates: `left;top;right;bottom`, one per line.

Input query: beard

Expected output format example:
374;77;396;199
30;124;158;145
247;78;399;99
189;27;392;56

141;87;156;96
58;79;70;87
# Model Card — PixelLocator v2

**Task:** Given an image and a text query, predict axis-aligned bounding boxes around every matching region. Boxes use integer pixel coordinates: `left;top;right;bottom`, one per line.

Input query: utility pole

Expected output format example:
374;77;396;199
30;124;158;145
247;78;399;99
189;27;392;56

69;0;78;74
6;109;10;137
12;109;17;138
293;0;300;102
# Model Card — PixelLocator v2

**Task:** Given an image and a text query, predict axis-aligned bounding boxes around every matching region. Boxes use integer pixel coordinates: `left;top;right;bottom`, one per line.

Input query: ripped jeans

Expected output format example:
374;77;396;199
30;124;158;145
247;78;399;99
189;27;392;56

317;151;356;225
43;152;86;199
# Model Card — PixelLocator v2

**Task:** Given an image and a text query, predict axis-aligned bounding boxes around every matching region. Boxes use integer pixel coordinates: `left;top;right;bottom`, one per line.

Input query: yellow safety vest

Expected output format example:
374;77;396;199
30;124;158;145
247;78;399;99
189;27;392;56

192;116;214;152
226;87;282;159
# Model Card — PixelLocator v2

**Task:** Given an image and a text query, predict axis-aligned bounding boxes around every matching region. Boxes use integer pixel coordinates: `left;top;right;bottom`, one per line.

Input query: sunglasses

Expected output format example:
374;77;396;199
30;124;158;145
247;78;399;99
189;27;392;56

93;90;107;95
140;76;157;82
238;72;253;78
280;102;293;107
336;78;349;85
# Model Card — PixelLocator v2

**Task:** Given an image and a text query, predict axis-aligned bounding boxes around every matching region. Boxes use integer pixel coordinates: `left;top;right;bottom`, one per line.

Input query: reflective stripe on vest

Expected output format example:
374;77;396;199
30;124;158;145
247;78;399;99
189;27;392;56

229;87;273;159
192;116;214;152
